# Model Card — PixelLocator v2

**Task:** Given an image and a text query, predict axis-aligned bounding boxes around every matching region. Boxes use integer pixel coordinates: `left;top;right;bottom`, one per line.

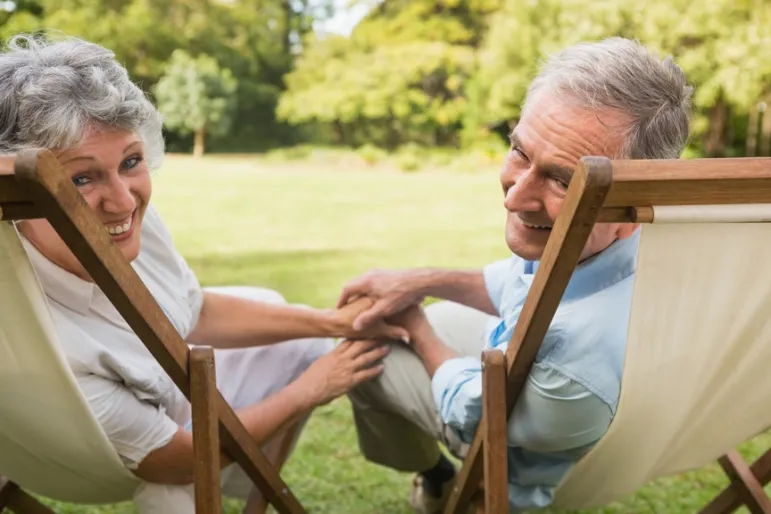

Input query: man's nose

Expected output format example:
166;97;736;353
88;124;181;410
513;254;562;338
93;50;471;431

503;169;542;212
101;176;136;214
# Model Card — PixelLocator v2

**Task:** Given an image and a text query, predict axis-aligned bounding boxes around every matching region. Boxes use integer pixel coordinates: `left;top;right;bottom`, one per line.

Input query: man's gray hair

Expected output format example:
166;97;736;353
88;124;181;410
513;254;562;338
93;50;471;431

0;34;164;168
524;37;693;160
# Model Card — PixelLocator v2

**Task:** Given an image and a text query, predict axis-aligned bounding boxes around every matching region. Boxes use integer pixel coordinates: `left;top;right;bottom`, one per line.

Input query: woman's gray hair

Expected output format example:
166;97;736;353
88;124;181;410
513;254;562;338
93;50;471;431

0;33;164;169
524;37;693;160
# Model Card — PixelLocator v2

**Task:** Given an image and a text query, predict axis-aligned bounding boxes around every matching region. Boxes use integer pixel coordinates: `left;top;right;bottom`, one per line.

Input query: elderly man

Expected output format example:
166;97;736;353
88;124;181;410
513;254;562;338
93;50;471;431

339;37;693;513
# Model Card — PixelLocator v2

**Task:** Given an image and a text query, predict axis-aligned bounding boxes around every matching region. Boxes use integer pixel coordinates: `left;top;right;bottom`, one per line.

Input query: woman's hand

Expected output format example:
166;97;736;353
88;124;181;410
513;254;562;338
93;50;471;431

332;296;411;342
298;339;391;407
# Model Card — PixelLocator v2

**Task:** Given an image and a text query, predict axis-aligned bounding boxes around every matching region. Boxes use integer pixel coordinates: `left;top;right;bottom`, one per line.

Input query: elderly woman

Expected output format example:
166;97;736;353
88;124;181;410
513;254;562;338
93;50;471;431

0;34;407;512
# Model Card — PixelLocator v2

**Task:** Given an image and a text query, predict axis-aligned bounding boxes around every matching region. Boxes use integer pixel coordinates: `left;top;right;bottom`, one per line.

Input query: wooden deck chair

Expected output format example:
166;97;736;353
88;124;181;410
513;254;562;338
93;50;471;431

444;156;771;514
0;149;306;514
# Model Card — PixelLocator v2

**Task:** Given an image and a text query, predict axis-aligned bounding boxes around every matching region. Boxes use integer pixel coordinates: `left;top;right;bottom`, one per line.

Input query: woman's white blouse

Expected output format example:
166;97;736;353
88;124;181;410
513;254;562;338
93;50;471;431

22;204;202;469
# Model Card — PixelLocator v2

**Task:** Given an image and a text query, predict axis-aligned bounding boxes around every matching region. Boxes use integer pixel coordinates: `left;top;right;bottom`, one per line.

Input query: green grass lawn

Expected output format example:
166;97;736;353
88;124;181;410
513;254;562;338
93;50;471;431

47;155;768;513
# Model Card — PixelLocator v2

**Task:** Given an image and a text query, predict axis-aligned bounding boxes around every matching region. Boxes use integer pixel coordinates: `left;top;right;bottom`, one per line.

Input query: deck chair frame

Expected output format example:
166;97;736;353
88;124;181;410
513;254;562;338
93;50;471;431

443;156;771;514
0;149;305;514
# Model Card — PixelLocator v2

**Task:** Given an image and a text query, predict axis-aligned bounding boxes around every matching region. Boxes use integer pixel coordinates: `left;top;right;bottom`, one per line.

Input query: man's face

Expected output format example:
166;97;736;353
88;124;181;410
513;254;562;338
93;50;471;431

500;90;638;262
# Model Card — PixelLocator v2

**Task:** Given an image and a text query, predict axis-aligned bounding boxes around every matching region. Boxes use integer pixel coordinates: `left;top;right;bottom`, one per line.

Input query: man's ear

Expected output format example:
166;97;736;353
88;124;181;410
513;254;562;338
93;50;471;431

617;222;640;239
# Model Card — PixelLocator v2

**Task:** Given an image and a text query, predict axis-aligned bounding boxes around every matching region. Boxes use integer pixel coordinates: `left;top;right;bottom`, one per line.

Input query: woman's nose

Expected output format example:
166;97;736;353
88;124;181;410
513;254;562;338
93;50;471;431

101;176;136;214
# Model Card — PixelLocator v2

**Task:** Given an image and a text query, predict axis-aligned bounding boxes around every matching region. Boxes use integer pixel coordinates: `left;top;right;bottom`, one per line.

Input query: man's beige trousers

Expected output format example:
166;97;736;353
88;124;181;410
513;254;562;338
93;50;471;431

348;301;496;471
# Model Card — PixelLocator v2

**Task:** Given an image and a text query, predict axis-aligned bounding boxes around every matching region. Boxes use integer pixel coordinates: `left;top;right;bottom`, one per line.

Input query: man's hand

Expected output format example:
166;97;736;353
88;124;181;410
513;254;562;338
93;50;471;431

386;304;432;337
337;269;430;330
298;339;391;407
332;296;411;342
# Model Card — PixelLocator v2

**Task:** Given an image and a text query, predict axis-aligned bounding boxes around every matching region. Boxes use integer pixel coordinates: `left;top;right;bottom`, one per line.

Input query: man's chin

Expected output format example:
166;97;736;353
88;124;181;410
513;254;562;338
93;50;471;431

506;240;545;262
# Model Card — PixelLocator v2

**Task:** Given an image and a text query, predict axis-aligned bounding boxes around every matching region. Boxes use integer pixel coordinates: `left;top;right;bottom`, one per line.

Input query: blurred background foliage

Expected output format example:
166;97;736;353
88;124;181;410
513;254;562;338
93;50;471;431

1;0;769;162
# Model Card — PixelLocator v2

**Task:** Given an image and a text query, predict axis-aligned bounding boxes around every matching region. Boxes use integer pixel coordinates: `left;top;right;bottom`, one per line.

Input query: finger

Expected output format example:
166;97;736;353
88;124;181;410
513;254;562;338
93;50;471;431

381;322;411;344
342;339;380;358
353;298;394;331
337;280;366;308
352;344;391;369
352;364;386;385
345;295;374;311
335;339;353;354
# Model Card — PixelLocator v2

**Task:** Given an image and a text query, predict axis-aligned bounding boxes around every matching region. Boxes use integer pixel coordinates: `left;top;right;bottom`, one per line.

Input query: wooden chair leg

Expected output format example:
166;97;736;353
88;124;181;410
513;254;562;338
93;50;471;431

470;488;486;514
243;422;302;514
190;346;222;514
0;478;17;513
700;450;771;514
0;477;55;514
701;447;771;514
482;350;508;514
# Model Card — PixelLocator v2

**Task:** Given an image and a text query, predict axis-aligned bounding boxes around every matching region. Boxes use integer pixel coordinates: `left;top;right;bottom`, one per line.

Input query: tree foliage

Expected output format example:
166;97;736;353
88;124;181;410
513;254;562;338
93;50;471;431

0;0;767;157
0;0;332;152
281;0;771;157
278;0;501;148
154;49;238;157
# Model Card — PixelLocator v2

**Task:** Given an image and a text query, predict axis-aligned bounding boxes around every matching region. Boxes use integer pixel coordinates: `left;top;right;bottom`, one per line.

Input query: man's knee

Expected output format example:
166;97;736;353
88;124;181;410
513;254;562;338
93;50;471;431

204;286;287;305
424;300;496;357
348;342;439;437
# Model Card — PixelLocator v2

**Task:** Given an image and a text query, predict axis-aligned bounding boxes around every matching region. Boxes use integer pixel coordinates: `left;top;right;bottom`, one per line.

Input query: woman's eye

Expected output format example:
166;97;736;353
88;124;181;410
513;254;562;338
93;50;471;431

71;175;91;188
122;155;144;170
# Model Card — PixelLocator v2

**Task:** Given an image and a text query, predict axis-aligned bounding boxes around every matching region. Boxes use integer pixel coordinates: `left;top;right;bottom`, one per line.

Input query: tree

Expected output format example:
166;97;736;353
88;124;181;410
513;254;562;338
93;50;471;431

154;49;238;157
478;0;771;157
277;0;501;149
0;0;320;152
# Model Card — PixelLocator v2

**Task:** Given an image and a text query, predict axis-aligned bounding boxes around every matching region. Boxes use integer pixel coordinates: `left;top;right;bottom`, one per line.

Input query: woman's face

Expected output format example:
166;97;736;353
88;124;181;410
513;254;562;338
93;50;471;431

19;127;152;280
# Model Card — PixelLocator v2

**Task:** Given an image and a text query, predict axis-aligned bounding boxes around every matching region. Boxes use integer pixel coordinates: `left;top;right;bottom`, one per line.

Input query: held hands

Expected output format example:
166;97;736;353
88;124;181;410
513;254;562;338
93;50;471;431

336;269;428;331
332;296;411;342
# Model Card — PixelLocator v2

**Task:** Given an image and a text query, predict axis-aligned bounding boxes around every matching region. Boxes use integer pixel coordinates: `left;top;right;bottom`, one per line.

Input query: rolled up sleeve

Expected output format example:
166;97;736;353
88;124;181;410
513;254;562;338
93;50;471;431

431;356;483;444
431;358;612;456
78;374;180;469
483;258;512;315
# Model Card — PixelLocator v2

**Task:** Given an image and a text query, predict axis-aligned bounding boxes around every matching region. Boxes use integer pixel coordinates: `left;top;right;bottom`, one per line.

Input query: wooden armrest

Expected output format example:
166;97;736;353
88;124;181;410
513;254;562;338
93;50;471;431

482;349;508;514
190;346;222;514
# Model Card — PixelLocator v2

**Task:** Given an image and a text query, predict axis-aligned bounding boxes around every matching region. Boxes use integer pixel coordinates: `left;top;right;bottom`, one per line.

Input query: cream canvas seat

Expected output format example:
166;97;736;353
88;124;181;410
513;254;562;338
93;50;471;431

0;220;141;504
444;156;771;514
553;213;771;510
0;150;306;514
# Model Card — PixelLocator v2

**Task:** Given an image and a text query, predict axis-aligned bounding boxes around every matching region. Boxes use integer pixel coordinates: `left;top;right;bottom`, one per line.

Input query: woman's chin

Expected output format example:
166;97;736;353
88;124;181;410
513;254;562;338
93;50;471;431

116;237;141;262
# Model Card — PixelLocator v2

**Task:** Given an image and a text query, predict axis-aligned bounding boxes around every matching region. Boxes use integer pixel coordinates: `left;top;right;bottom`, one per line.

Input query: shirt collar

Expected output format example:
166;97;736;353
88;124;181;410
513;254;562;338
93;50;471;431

20;236;96;315
522;228;640;300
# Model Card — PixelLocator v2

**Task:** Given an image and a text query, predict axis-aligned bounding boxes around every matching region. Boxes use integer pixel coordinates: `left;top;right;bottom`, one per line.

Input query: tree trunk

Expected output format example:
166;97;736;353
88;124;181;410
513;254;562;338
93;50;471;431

332;120;345;145
747;104;761;157
282;0;292;56
194;127;205;158
704;93;727;157
760;103;771;157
